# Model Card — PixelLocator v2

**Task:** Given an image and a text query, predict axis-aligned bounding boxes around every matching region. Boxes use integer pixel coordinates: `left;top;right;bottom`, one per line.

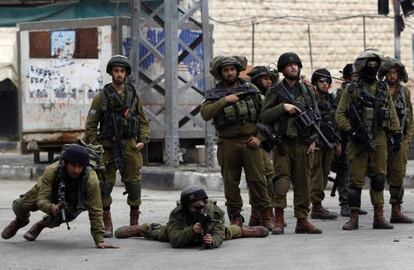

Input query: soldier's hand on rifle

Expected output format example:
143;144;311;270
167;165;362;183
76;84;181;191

284;103;301;115
224;93;241;103
192;222;203;234
49;204;60;216
96;241;119;249
247;136;261;149
135;142;145;151
203;233;213;246
335;144;342;157
306;141;318;154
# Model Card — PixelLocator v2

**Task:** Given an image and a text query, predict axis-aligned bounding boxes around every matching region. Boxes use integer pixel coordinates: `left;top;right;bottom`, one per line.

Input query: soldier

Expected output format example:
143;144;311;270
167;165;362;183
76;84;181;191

247;66;278;226
1;144;117;249
200;56;275;230
114;186;269;249
260;52;322;235
336;49;401;230
332;64;368;217
85;55;150;237
378;57;414;223
309;68;339;220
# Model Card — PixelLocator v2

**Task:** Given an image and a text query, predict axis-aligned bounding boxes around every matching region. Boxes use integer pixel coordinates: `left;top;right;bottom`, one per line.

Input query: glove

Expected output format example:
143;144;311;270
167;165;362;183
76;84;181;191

347;129;366;145
390;133;402;154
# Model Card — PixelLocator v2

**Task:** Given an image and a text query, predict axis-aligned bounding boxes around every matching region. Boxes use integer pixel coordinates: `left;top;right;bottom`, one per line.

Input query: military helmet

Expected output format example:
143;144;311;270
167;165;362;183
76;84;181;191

247;66;278;82
341;63;356;80
62;144;89;166
210;55;247;80
354;49;384;73
277;52;303;71
180;185;208;208
378;56;408;83
106;55;131;75
311;68;332;85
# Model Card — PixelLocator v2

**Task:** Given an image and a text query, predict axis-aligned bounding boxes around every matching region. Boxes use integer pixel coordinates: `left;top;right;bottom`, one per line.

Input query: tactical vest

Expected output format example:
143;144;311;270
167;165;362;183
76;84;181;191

317;93;336;124
348;81;391;136
392;85;408;133
275;82;316;138
213;83;262;129
99;84;140;140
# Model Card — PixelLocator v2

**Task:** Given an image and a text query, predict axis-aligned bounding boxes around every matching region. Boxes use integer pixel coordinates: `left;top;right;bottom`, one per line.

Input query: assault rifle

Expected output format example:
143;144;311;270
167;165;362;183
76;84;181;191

272;84;334;149
205;87;259;101
194;205;222;249
320;121;342;144
57;181;71;230
348;104;375;153
256;123;282;152
110;114;125;175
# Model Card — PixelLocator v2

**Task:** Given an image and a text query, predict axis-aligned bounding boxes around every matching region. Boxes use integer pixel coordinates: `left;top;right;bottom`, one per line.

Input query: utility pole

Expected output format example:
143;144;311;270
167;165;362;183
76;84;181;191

395;0;401;60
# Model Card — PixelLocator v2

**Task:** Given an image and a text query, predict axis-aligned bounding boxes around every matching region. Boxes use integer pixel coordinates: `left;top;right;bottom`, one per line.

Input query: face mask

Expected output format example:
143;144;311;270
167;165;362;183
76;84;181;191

360;65;379;83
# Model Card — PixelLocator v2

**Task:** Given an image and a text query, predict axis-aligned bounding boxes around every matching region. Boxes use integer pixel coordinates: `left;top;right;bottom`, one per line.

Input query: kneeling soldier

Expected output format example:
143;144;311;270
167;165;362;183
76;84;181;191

1;144;117;249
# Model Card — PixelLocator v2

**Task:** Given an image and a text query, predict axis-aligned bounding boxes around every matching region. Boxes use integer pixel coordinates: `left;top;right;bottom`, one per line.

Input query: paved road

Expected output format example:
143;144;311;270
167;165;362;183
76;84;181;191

1;180;414;270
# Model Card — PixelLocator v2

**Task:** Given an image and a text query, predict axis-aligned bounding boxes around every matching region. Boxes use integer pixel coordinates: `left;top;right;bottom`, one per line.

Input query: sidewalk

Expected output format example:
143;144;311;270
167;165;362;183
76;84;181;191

1;152;414;190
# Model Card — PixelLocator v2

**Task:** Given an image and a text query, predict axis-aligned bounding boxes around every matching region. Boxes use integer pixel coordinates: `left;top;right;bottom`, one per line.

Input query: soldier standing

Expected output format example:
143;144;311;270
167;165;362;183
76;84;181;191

247;66;278;226
260;52;322;235
378;57;414;223
309;68;339;220
85;55;150;237
1;144;117;248
332;64;368;217
200;56;275;230
336;49;401;230
114;186;269;248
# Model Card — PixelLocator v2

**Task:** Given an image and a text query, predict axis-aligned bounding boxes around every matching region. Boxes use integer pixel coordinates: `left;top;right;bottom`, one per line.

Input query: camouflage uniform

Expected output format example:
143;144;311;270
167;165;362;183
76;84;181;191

84;55;150;236
336;50;401;230
379;57;414;223
200;56;274;228
307;68;339;220
247;66;278;224
2;161;104;245
260;52;322;234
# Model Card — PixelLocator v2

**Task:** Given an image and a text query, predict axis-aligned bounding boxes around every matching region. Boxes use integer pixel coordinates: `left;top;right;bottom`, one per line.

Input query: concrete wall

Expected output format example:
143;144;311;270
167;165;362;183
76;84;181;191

209;0;413;83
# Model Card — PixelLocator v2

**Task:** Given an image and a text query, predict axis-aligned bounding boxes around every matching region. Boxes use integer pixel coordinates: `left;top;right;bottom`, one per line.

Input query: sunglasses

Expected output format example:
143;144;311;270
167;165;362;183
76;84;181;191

318;79;330;84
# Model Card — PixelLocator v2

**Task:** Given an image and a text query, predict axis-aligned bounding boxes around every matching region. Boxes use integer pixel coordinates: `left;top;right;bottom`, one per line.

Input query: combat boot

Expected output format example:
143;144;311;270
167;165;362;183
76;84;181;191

260;208;276;231
271;208;285;235
295;218;322;234
390;203;413;224
130;207;140;226
227;208;244;227
342;209;359;230
23;219;49;241
103;209;113;238
310;203;338;220
373;204;393;229
241;226;269;237
115;225;142;238
1;217;30;240
248;207;261;226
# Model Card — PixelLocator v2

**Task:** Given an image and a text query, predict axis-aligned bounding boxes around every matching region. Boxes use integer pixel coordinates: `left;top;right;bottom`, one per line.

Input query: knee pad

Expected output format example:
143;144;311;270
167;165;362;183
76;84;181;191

347;185;362;208
125;181;141;201
100;181;114;198
12;199;30;220
370;174;386;192
273;178;290;196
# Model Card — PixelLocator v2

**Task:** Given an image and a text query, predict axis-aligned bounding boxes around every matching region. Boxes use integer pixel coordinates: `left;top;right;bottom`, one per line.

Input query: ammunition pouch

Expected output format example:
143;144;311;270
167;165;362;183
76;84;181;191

213;96;260;129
